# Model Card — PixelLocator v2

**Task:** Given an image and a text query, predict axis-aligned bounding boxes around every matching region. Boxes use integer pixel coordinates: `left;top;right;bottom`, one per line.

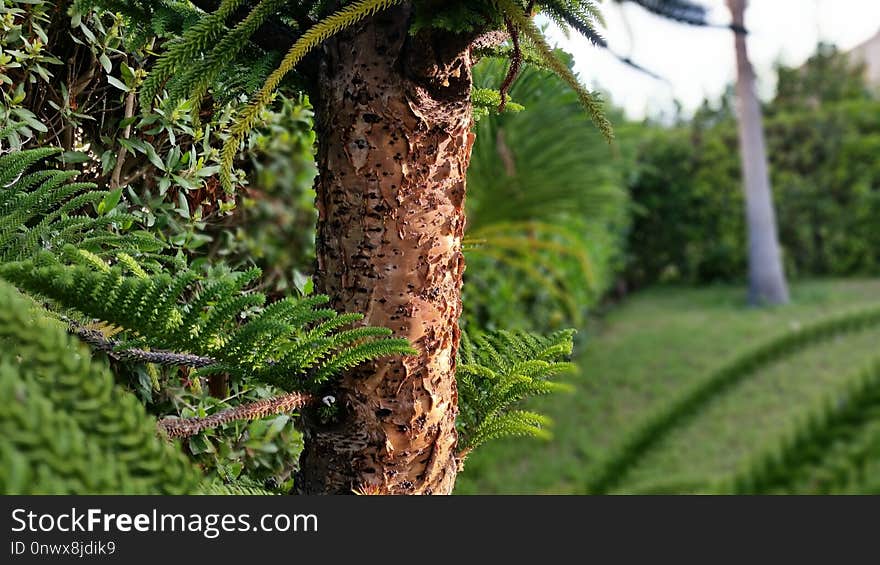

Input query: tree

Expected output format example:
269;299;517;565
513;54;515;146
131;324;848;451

3;0;614;495
726;0;789;305
0;0;717;495
201;1;610;495
613;0;788;304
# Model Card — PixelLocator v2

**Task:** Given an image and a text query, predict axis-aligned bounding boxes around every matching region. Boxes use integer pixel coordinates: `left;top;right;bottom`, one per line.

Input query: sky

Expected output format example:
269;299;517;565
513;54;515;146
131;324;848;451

545;0;880;120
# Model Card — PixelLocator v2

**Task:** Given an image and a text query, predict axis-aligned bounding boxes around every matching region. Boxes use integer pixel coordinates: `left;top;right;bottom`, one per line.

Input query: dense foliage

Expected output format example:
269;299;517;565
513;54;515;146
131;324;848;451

465;56;629;332
0;147;417;489
0;145;579;493
0;0;600;494
0;279;201;494
625;45;880;287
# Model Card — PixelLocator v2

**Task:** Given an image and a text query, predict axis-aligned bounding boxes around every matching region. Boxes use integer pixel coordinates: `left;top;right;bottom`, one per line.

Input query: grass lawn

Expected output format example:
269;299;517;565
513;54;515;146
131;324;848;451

454;278;880;494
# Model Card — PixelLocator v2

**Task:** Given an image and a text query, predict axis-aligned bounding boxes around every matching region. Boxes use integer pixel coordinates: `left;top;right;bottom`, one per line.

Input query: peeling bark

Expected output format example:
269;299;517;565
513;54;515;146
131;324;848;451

297;7;475;495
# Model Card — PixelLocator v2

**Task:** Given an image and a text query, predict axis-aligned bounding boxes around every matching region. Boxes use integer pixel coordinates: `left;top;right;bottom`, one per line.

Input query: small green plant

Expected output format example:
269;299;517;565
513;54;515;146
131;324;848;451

457;329;576;458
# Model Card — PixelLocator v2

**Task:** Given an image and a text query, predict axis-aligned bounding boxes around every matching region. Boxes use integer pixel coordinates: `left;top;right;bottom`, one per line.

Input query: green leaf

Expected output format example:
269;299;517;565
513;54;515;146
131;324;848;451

176;192;191;219
292;270;313;296
188;434;215;455
99;53;112;74
18;112;47;133
143;143;165;171
106;75;129;92
60;151;90;164
120;64;135;85
98;188;123;215
265;415;290;441
158;176;171;195
79;24;96;44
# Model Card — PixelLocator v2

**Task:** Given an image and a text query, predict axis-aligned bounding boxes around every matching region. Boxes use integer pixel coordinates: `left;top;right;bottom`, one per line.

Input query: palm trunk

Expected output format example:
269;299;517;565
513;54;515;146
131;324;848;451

727;0;790;305
297;6;475;495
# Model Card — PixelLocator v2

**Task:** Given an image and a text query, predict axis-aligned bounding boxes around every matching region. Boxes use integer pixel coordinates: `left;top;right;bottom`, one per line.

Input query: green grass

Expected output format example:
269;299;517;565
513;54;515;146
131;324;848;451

454;278;880;494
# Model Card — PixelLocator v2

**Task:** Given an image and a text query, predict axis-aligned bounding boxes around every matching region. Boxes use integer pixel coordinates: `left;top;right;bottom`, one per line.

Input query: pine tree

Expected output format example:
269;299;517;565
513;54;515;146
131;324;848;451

85;0;612;495
1;0;729;495
94;0;717;495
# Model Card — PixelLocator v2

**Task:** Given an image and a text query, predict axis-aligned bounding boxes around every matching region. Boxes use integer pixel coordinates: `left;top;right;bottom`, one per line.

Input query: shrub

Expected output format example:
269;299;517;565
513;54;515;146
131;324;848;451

625;45;880;286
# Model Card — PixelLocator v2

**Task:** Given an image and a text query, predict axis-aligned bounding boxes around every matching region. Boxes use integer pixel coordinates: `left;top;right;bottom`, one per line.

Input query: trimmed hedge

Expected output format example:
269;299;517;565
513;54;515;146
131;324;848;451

586;305;880;494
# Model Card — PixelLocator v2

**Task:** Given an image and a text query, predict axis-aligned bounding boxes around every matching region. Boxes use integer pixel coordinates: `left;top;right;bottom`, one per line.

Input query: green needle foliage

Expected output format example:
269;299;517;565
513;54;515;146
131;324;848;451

540;0;607;47
198;479;280;495
457;329;576;456
1;254;414;391
112;0;615;191
0;279;201;494
0;149;414;394
614;0;708;26
138;0;251;106
491;0;612;138
0;148;162;263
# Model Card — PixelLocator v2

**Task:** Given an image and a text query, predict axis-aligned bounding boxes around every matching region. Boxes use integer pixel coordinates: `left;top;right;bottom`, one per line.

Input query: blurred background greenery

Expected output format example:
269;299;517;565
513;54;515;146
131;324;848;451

458;41;880;493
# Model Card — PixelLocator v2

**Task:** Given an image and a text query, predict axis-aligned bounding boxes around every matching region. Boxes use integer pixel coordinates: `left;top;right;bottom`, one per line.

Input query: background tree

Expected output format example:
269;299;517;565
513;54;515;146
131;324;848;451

624;43;880;286
611;0;788;304
726;0;789;305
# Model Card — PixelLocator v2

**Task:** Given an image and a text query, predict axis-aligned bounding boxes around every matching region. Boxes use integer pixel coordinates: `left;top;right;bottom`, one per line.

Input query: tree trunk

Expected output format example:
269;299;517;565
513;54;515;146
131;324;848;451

297;6;475;495
727;0;790;305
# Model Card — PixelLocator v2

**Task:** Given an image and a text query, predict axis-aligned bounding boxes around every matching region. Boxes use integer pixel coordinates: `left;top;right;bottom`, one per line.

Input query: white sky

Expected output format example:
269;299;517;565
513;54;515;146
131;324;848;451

545;0;880;119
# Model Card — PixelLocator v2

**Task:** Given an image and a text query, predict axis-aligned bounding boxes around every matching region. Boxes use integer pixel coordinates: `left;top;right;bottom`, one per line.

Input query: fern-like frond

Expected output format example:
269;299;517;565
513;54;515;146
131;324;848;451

493;0;613;139
198;479;280;495
457;329;575;457
0;149;164;262
165;0;289;110
0;151;413;394
139;0;250;107
0;253;414;391
0;147;62;186
616;0;708;26
539;0;607;47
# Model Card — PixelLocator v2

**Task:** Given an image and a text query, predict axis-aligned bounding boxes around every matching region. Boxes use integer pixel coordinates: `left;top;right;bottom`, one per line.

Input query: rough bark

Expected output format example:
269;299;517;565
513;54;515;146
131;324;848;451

727;0;790;305
297;6;475;495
